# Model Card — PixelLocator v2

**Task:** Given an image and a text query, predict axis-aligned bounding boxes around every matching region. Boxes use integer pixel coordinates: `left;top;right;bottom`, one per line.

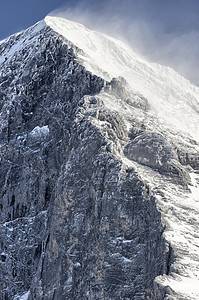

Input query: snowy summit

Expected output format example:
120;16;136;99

0;15;199;300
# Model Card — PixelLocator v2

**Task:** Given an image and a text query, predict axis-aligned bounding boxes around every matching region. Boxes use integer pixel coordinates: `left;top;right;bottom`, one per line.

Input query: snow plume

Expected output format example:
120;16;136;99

49;0;199;86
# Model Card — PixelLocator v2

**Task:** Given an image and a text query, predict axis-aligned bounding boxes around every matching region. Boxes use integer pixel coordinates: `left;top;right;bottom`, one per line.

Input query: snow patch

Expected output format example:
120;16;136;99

30;125;49;137
189;172;199;203
19;291;30;300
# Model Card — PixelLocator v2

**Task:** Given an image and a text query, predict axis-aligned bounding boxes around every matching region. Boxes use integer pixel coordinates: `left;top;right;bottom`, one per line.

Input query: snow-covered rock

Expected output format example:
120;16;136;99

0;15;198;300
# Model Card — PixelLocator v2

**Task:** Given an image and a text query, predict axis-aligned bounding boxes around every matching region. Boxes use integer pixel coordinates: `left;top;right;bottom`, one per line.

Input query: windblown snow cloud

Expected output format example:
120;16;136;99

49;0;199;86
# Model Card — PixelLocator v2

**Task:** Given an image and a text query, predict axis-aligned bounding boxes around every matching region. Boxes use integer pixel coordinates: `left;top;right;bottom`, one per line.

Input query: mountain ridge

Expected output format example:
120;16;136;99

0;16;199;300
1;15;199;142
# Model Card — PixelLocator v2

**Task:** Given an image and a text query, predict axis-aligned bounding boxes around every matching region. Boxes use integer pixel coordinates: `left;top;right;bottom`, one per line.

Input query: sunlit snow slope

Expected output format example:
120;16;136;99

46;16;199;143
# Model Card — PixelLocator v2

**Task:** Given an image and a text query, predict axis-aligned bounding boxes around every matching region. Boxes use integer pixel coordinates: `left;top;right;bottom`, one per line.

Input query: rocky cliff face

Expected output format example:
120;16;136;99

0;17;199;300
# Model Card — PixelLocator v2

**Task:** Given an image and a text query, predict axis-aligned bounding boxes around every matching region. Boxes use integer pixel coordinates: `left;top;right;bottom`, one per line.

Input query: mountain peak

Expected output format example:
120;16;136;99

45;16;199;142
1;15;199;142
0;16;199;300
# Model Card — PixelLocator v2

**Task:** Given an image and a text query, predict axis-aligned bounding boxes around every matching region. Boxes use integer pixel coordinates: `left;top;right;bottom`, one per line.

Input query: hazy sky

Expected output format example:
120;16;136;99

1;0;199;85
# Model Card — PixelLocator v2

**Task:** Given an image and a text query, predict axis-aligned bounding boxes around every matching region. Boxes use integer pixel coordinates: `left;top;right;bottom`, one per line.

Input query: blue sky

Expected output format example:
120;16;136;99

0;0;69;40
1;0;199;84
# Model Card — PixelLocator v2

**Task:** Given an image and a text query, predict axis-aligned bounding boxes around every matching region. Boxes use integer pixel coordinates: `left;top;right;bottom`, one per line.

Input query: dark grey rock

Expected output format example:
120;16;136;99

0;22;183;300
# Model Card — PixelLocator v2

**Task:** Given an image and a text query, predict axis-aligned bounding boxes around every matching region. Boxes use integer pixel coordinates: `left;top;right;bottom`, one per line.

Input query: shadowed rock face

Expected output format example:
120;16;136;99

30;111;168;300
0;25;172;300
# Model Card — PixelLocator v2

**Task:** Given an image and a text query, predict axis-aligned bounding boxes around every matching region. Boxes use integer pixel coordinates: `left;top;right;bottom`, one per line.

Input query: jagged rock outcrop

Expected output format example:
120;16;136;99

0;23;168;300
29;96;170;299
0;16;199;300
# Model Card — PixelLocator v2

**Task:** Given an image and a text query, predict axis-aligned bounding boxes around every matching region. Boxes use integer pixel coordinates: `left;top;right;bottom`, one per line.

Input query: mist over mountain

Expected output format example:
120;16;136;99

50;0;199;86
0;14;199;300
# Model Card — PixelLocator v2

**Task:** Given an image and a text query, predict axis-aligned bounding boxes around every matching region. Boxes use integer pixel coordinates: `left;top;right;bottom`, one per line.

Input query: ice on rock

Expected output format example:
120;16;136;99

19;291;30;300
30;125;49;138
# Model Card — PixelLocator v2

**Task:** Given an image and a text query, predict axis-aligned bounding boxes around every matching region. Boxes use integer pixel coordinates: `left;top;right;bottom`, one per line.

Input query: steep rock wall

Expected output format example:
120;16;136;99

0;26;171;300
